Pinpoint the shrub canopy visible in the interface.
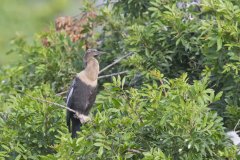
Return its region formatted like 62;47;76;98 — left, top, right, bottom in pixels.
0;0;239;159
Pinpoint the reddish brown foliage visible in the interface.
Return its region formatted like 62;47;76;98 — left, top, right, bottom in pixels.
55;11;97;43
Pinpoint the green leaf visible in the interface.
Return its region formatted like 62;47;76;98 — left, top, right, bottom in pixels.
217;37;222;51
15;155;21;160
121;76;126;89
214;91;223;101
94;143;104;147
125;153;134;159
1;145;10;152
98;146;103;158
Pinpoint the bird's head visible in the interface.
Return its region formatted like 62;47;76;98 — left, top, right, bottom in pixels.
86;49;101;57
83;49;102;67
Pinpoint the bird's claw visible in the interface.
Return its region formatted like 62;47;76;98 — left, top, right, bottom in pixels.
75;112;91;124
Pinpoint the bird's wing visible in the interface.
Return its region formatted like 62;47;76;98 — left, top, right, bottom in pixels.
66;73;98;115
68;77;96;114
85;85;98;114
66;78;76;108
66;78;76;131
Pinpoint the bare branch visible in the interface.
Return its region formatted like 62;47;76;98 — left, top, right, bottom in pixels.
56;52;134;96
25;94;76;114
25;94;92;123
98;71;128;79
234;119;240;132
126;149;145;154
56;91;68;96
99;52;134;74
56;71;129;96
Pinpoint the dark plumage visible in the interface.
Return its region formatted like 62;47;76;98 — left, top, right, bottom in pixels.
66;49;100;138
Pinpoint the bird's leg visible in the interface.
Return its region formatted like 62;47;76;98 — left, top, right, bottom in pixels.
74;112;92;124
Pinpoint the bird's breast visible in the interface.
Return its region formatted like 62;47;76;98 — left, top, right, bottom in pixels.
77;72;97;87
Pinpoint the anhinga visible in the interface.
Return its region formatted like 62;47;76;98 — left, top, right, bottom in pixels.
66;49;100;138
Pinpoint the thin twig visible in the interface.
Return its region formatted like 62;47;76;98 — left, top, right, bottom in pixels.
25;94;76;114
56;52;134;96
25;94;91;123
99;52;133;74
56;91;68;96
98;71;128;79
126;149;144;154
234;119;240;132
56;70;130;96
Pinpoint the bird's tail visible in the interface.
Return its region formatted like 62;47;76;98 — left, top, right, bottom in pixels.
71;116;81;138
66;110;71;132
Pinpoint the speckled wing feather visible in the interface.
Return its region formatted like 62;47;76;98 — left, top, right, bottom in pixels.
68;76;97;114
66;78;76;132
85;85;98;114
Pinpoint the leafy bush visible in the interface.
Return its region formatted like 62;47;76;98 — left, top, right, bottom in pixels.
41;75;237;159
0;0;239;159
0;85;66;159
2;30;85;93
100;0;240;130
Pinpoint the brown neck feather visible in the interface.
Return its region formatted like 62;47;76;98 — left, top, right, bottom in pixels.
84;57;99;81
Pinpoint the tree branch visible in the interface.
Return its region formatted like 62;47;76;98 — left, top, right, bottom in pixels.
25;94;76;114
56;70;130;96
126;149;145;154
56;52;134;96
99;52;133;74
25;94;91;124
234;119;240;132
98;71;128;79
56;91;68;96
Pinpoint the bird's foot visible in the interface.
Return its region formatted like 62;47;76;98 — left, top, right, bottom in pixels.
75;113;91;124
79;114;91;124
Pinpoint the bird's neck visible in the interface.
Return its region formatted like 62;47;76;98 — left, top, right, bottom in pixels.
84;57;99;81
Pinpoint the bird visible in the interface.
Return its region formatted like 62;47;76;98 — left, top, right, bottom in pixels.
66;49;100;138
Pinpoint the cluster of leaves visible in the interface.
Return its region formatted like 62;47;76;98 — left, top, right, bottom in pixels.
0;31;85;158
41;75;237;159
100;0;240;130
0;0;239;159
1;31;85;95
0;85;66;159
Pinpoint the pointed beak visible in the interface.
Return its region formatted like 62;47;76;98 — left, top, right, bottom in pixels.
95;51;105;56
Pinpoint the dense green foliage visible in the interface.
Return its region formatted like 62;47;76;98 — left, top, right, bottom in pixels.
41;75;237;159
0;86;65;159
0;0;239;159
103;0;240;130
